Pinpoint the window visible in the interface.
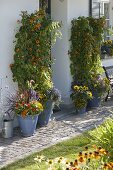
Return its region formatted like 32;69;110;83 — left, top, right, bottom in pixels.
90;0;110;40
39;0;51;15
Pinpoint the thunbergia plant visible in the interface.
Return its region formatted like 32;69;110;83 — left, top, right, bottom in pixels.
88;74;110;97
10;9;62;94
101;40;113;56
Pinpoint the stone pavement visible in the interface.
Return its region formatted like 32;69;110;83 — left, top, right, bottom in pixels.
0;100;113;169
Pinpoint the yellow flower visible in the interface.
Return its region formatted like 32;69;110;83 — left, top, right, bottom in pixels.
78;156;85;163
83;86;88;91
46;159;53;165
34;155;45;162
74;85;79;91
54;157;67;164
87;92;92;97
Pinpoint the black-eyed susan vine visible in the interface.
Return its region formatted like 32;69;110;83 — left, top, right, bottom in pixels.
69;16;105;84
10;9;62;93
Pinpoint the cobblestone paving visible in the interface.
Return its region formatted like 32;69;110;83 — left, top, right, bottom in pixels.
0;101;113;168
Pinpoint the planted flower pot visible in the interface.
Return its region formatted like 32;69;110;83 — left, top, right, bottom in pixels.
18;115;38;137
87;92;101;109
37;100;54;127
76;107;86;114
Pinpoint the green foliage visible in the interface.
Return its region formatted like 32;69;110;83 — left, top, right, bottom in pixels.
87;75;111;97
89;117;113;159
70;85;92;109
10;9;61;93
69;16;105;84
1;134;91;170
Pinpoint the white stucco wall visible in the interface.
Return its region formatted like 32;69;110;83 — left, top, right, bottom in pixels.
51;0;89;107
51;0;71;106
0;0;39;128
110;0;113;27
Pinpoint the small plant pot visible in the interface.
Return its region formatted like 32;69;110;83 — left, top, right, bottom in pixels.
18;115;38;137
37;100;54;127
87;92;101;109
2;120;13;138
76;107;86;114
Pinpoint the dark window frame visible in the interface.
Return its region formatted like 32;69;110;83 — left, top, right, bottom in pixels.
39;0;51;15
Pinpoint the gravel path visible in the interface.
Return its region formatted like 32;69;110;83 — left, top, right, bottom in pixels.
0;101;113;169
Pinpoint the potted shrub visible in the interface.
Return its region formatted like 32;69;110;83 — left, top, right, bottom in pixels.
71;85;92;114
37;87;61;127
10;9;62;93
14;89;43;136
87;74;110;108
101;40;113;58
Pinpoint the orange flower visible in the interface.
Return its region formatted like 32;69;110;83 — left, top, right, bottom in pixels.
16;48;20;52
29;48;32;51
74;159;78;166
89;152;94;158
78;156;84;163
9;64;14;68
84;153;88;159
78;152;82;157
29;19;34;24
35;23;41;29
21;109;28;118
94;151;100;159
36;40;40;44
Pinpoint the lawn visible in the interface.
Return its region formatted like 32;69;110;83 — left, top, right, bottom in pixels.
1;133;91;170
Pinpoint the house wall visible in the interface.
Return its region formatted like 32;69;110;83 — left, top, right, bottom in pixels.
102;0;113;67
0;0;39;129
51;0;89;107
110;0;113;28
51;0;71;106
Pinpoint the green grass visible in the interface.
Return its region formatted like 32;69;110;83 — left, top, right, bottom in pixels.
1;133;91;170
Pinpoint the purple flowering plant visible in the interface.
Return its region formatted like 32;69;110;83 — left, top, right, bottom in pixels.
88;74;110;97
46;87;61;106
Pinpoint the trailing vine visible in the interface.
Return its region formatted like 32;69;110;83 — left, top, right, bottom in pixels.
69;16;105;85
10;9;62;93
